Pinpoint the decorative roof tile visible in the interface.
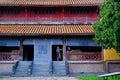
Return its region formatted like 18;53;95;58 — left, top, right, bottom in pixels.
0;0;104;6
0;24;94;36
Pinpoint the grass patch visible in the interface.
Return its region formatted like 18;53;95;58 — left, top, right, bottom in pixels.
78;76;120;80
78;76;103;80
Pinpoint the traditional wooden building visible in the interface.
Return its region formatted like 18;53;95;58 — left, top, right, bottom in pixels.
0;0;119;76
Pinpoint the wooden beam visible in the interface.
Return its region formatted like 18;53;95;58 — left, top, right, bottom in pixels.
25;7;28;19
62;38;66;61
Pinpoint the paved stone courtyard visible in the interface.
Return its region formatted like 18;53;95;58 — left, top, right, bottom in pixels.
0;77;79;80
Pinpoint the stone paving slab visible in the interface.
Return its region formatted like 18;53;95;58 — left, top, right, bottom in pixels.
0;77;79;80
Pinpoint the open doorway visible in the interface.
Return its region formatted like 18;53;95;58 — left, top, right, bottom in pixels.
23;45;34;61
52;45;63;61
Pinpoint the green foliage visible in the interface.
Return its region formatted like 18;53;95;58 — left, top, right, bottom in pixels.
107;76;120;80
78;76;120;80
79;76;103;80
93;0;120;51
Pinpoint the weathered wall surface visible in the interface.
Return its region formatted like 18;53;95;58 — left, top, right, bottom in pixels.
66;38;99;46
0;40;19;46
0;62;14;75
106;61;120;73
34;39;51;63
109;63;120;72
69;61;104;73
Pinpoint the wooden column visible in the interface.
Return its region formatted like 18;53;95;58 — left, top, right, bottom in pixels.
62;7;64;22
25;7;27;17
19;38;24;61
62;38;66;61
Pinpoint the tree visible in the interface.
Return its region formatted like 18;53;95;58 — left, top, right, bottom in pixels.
93;0;120;51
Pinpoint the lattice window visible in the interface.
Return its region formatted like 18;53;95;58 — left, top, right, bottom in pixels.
0;52;19;61
67;52;102;61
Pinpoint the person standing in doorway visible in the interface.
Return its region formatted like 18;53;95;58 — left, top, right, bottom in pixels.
66;47;71;60
56;46;62;61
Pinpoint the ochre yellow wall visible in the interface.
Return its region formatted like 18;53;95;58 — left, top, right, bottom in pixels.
104;48;120;61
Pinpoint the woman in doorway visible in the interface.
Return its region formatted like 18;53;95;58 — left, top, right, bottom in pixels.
56;46;62;61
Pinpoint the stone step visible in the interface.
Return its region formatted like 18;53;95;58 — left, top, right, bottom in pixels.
19;61;32;63
32;72;52;76
33;63;52;67
16;69;30;72
33;66;52;69
53;69;66;72
33;65;51;68
32;69;52;72
53;71;67;74
53;66;66;68
32;62;52;76
52;73;67;76
15;71;30;74
15;72;30;76
14;61;32;76
33;64;51;67
53;68;66;70
16;66;30;71
16;66;30;68
32;68;51;71
52;61;68;76
53;61;66;64
18;61;32;65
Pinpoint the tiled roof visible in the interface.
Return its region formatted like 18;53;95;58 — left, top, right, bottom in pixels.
0;0;104;6
0;24;94;36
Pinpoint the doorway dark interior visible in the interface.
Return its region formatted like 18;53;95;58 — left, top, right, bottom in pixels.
23;45;34;61
66;46;102;52
0;46;19;52
52;45;63;61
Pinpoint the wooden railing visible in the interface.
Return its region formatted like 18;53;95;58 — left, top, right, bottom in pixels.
0;52;20;61
67;52;102;61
